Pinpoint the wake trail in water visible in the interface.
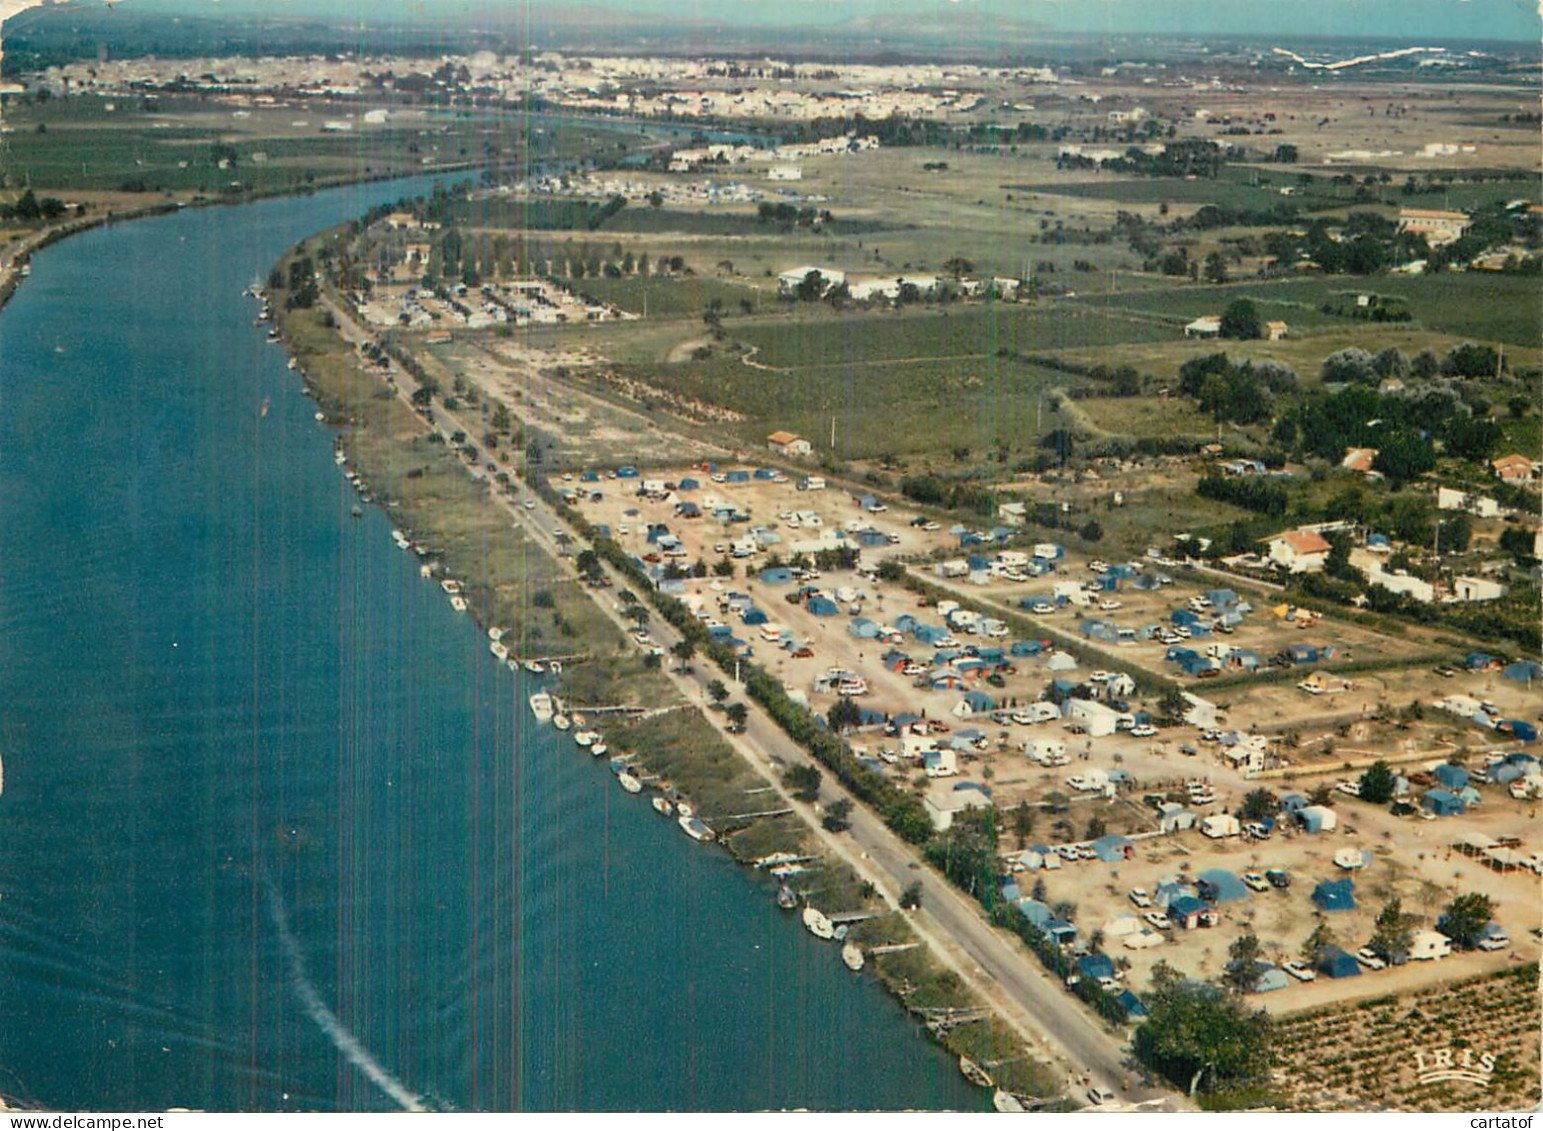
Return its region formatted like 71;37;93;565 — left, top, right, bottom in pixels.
261;871;426;1113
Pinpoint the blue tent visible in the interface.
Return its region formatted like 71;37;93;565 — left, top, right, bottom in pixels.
1092;835;1135;862
753;468;776;480
579;470;599;482
1011;640;1045;657
960;690;997;713
1000;881;1022;903
854;529;888;548
677;477;699;491
1168;895;1208;929
807;596;840;617
913;624;948;645
1253;964;1290;993
1154;880;1194;908
1279;793;1307;812
848;618;881;639
1171;608;1202;626
674;501;701;518
616;466;639;478
1312;879;1356;912
1205;589;1238;608
1116;989;1148;1017
1502;660;1542;684
1422;789;1465;816
1197;869;1250;902
1501;720;1538;742
1077;954;1116;981
1015;899;1054;929
1432;764;1469;790
1318;946;1361;979
741;608;768;626
759;567;793;586
1465;652;1494;670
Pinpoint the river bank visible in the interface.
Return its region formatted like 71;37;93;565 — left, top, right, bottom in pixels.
264;235;1064;1108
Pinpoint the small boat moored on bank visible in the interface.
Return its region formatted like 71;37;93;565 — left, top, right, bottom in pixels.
617;771;643;794
552;713;571;731
776;885;797;910
651;796;674;817
841;942;865;972
802;906;835;941
992;1090;1026;1113
678;816;713;842
959;1057;994;1089
528;692;555;722
573;730;600;748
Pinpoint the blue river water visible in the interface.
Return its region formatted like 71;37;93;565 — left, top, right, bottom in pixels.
0;181;984;1112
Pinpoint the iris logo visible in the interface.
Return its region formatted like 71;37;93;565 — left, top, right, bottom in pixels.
1413;1046;1497;1086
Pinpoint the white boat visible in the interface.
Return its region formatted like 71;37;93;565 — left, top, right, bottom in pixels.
440;579;462;595
802;906;835;941
753;852;803;869
678;816;713;842
419;563;434;579
549;660;562;675
449;596;468;613
652;796;674;816
590;743;607;757
524;659;545;674
552;714;570;731
675;801;695;819
488;626;505;642
573;730;599;748
490;641;509;661
959;1057;994;1089
507;659;520;673
993;1091;1026;1113
528;693;555;722
617;772;643;794
841;942;865;972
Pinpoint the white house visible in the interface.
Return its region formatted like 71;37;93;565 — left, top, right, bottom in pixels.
1182;693;1219;729
998;501;1029;527
777;266;844;297
1268;529;1332;573
1452;575;1506;603
1184;315;1221;338
1364;560;1436;603
767;430;813;457
1397;208;1470;247
1065;699;1127;738
924;784;991;831
1437;486;1501;518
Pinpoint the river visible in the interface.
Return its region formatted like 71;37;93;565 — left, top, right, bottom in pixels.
0;180;984;1112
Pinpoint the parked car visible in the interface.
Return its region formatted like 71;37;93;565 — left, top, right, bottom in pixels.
1098;599;1123;611
1130;725;1157;738
1143;911;1172;931
1242;872;1270;892
1128;888;1152;909
1265;869;1291;889
1356;947;1387;970
1477;933;1510;952
1283;960;1317;982
1086;1087;1115;1107
1336;780;1362;798
791;647;814;659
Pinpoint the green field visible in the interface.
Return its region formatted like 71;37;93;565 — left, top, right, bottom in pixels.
1069;272;1543;348
733;303;1171;369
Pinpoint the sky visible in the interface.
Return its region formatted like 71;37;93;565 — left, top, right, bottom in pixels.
46;0;1543;43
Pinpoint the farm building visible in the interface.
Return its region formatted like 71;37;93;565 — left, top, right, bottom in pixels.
766;431;812;457
1268;529;1333;573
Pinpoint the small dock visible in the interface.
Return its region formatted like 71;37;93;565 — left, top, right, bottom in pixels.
868;942;920;956
702;807;794;822
827;910;881;925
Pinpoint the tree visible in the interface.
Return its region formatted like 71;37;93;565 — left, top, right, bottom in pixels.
724;701;749;730
822;798;854;832
1372;429;1436;484
1012;801;1035;848
1301;922;1335;966
1437;892;1495;950
1157;687;1188;725
1320;347;1378;385
1134;962;1273;1096
1224;932;1265;993
827;696;863;732
900;881;924;910
1238;789;1278;823
670;638;696;671
1358;760;1397;804
1368;897;1415;960
1204;252;1230;286
783;763;823;802
924;807;998;900
706;678;728;705
942;256;975;278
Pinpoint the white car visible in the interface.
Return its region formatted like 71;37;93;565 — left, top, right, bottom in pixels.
1171;626;1191;639
524;499;536;510
1030;602;1054;615
923;521;940;532
1086;1087;1115;1106
1056;844;1080;861
1477;934;1509;951
1242;872;1270;892
1143;911;1172;931
1090;670;1113;683
1336;780;1362;798
1356;948;1387;970
1283;960;1317;982
1128;888;1152;909
1130;725;1157;738
1098;599;1123;611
